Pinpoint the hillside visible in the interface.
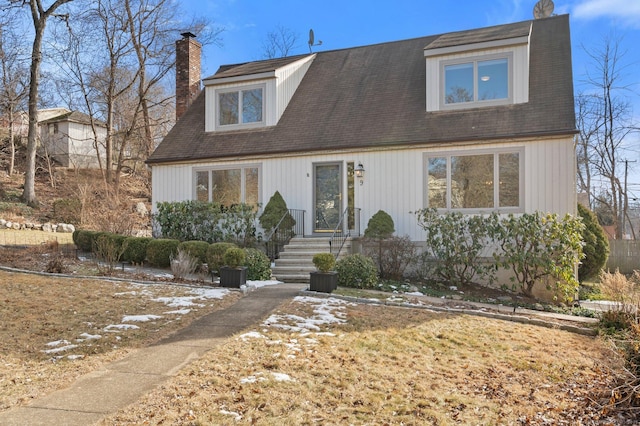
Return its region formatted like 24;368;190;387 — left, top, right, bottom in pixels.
0;136;152;234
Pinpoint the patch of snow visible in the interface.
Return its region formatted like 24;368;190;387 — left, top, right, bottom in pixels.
238;331;266;341
67;354;85;360
240;372;266;384
43;344;79;354
104;324;140;331
164;309;191;315
46;339;70;347
220;410;242;421
154;296;204;308
76;333;101;342
263;296;355;333
113;291;137;296
271;372;293;382
405;292;424;297
245;280;282;288
122;314;163;322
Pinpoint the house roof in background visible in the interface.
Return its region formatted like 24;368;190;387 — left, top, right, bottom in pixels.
39;110;106;127
148;15;575;165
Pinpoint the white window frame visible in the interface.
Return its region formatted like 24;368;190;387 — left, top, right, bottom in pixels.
439;52;513;110
424;148;524;213
193;164;261;206
215;84;266;130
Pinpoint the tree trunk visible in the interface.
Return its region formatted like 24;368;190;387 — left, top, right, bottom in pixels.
22;19;45;207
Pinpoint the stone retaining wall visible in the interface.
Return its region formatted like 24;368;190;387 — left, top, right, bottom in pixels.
0;219;75;233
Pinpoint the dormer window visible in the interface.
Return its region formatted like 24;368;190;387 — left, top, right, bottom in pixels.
442;54;511;108
217;85;265;128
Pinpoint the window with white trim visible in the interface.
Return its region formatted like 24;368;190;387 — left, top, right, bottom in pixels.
441;54;512;109
425;150;521;211
217;85;264;128
195;166;260;206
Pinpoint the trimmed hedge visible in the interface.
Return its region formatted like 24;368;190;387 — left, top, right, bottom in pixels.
177;240;210;266
244;248;271;280
146;238;180;267
73;230;95;252
336;254;378;289
207;242;238;274
122;237;152;264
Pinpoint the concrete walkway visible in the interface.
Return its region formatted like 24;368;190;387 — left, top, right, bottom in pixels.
0;283;306;426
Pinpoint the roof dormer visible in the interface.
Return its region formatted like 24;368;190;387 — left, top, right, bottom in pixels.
424;21;531;112
203;54;315;132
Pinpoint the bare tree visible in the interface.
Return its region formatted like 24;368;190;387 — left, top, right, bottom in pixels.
262;25;299;59
0;9;29;175
8;0;74;207
578;35;638;238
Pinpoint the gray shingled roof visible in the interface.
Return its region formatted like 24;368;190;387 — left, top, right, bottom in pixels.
39;110;106;127
148;15;575;165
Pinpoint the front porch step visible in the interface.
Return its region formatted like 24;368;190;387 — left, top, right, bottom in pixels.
271;236;352;283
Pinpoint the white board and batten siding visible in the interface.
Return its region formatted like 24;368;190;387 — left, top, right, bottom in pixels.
151;135;576;242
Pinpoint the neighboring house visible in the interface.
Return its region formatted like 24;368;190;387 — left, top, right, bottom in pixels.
38;109;107;169
148;15;576;244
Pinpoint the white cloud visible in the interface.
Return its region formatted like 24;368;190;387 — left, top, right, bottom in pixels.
573;0;640;27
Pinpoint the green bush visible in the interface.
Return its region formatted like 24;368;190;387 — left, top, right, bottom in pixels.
259;191;295;235
146;238;180;267
336;254;378;289
122;237;152;264
153;200;224;243
206;242;237;274
223;247;246;269
577;203;609;282
177;240;210;266
491;212;584;301
52;198;81;224
312;252;336;273
364;210;395;239
415;208;496;287
244;248;271;280
153;201;260;245
73;229;96;252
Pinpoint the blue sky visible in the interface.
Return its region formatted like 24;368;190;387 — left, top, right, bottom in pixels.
181;0;640;93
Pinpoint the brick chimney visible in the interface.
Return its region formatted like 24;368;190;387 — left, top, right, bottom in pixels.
175;32;201;121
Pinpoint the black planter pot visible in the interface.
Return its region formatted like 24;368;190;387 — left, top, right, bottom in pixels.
219;266;247;288
310;271;338;293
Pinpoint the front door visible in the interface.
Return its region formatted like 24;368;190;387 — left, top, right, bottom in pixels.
314;162;342;233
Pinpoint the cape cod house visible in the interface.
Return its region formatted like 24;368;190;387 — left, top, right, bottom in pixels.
148;15;577;274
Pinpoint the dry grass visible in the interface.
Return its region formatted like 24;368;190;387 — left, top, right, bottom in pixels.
0;270;241;411
0;229;74;246
100;298;619;425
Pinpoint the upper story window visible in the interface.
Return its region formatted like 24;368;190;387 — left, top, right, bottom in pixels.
442;54;512;109
217;85;264;128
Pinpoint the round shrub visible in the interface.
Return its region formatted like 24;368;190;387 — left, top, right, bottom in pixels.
364;210;395;239
577;203;609;282
177;240;210;266
336;254;378;289
312;252;336;273
122;237;152;264
73;230;95;252
244;248;271;280
223;247;246;269
206;242;237;274
146;238;180;267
